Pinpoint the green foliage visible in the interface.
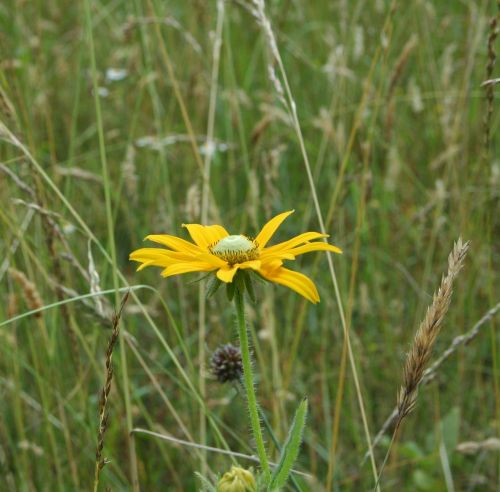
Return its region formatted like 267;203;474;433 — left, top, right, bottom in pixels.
0;0;497;490
206;276;223;299
269;398;308;491
243;272;257;304
439;407;461;456
195;471;218;492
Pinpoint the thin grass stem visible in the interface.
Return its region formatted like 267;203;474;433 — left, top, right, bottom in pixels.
250;1;381;486
83;1;139;488
198;0;225;475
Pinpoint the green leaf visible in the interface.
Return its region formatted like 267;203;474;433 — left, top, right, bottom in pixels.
234;270;246;294
412;469;436;490
424;406;460;454
226;281;236;301
441;406;460;454
206;276;222;299
244;271;257;303
188;271;214;284
269;398;308;491
194;472;217;492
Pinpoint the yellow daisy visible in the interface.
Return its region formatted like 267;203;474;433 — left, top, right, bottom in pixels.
129;210;341;303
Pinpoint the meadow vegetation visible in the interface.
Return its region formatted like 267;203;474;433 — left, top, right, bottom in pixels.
0;0;499;490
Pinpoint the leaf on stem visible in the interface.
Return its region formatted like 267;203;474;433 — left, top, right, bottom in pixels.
269;398;308;491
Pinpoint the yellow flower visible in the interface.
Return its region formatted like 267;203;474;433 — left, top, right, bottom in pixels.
130;210;341;303
216;466;256;492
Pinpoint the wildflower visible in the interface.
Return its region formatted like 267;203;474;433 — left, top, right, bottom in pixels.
211;344;243;383
217;466;256;492
130;210;341;303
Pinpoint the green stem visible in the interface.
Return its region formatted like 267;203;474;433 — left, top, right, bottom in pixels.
234;287;271;481
234;385;304;492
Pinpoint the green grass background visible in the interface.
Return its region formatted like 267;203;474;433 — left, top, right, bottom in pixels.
0;0;498;490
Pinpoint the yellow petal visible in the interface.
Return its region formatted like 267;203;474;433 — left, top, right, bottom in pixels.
260;267;320;303
238;260;262;271
209;225;230;241
182;224;229;249
197;253;229;268
262;232;328;255
130;248;180;270
255;210;294;249
130;247;170;261
260;258;284;271
131;248;195;261
217;266;238;283
146;234;201;254
161;261;216;278
286;242;342;256
136;260;165;271
261;251;295;262
216;260;261;283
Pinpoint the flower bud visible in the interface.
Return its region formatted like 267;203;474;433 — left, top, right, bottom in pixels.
210;344;243;383
216;466;256;492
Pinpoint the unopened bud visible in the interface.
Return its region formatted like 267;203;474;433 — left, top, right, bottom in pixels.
210;344;243;383
216;466;256;492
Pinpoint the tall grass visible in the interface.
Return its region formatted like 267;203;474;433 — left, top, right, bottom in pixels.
0;1;498;490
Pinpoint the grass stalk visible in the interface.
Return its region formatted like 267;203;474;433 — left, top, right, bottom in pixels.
83;1;139;489
93;291;129;492
198;0;225;475
366;297;500;462
326;141;373;489
373;239;469;488
250;1;381;486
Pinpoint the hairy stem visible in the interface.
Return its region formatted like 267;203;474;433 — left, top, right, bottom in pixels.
234;287;271;481
234;384;304;492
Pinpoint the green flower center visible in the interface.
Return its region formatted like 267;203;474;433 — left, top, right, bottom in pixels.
210;235;259;266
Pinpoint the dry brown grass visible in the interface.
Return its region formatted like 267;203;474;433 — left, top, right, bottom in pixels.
372;238;470;488
374;238;470;487
9;268;43;317
483;8;499;157
397;238;470;419
93;291;129;492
